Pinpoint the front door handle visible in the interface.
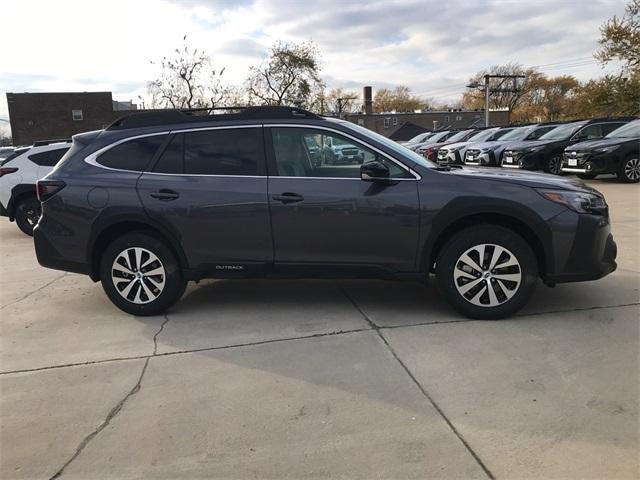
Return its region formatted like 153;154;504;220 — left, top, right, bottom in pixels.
150;189;180;201
272;192;304;204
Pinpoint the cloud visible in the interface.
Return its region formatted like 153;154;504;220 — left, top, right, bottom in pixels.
0;0;628;118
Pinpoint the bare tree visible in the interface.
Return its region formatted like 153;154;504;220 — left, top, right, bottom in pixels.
246;41;324;109
148;35;228;109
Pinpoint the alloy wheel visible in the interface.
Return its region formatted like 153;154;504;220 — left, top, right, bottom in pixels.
453;243;522;308
111;247;166;304
24;203;41;227
624;158;640;181
548;155;562;175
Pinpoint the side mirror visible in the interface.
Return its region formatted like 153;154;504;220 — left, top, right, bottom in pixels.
360;160;389;181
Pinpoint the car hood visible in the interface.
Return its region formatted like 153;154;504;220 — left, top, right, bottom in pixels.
568;137;635;152
505;139;559;151
446;166;600;193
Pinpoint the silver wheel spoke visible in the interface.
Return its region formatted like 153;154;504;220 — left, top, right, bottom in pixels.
112;247;165;305
454;243;522;308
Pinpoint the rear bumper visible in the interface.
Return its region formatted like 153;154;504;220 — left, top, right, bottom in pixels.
545;213;617;283
0;202;7;217
33;223;90;276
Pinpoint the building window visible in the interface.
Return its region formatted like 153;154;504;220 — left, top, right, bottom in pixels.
392;117;398;126
384;117;390;129
444;115;450;122
72;109;83;121
456;115;462;121
357;119;364;126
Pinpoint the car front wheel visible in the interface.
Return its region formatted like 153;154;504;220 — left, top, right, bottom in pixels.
15;196;41;236
100;233;187;316
436;225;538;319
618;157;640;183
546;154;562;175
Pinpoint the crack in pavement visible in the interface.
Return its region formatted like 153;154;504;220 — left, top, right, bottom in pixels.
48;314;171;479
1;273;67;310
2;301;638;377
339;285;496;480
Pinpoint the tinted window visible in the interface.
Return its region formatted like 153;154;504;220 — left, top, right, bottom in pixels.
607;120;640;139
601;122;626;136
29;147;70;167
575;124;608;140
487;128;513;141
271;127;411;178
183;128;261;175
539;122;586;140
526;125;557;140
97;135;166;171
154;134;183;174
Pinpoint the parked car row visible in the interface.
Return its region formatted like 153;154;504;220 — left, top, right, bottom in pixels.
409;117;639;182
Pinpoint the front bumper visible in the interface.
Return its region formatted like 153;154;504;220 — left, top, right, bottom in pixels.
465;150;496;166
561;151;619;175
502;150;544;170
437;150;462;165
545;212;617;283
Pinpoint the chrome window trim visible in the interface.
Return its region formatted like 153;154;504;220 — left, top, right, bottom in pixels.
268;123;421;180
83;123;421;180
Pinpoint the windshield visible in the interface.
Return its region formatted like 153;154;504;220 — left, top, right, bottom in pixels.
606;120;640;139
343;121;437;168
488;128;513;141
424;131;451;144
465;128;499;143
498;126;530;141
407;132;432;143
445;129;474;143
539;122;585;141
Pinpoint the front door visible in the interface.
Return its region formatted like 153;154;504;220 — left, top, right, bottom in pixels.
137;126;272;273
266;126;420;272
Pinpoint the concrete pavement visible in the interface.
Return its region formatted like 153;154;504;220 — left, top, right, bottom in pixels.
0;179;638;479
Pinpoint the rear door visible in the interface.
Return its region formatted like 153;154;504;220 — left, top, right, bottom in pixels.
266;126;420;272
137;126;272;273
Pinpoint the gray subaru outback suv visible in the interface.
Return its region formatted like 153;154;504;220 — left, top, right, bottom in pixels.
34;107;617;319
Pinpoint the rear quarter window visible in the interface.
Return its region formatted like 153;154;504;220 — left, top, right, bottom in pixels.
29;147;70;167
97;135;167;171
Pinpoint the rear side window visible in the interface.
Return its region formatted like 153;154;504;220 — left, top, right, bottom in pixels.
29;147;70;167
97;135;166;171
153;128;262;176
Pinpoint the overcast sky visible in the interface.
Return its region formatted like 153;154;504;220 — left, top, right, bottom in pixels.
0;0;626;128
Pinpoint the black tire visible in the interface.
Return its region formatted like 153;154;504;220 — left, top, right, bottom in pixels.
545;154;563;175
100;232;187;316
435;225;538;320
577;172;598;180
14;196;41;236
616;156;640;183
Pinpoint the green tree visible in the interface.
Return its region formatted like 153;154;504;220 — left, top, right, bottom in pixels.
595;0;640;74
246;41;324;109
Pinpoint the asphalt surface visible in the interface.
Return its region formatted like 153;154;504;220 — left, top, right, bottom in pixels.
1;178;638;479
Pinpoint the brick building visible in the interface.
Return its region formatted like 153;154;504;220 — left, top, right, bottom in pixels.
6;92;137;146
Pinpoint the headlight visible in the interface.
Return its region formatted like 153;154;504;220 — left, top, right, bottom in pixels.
524;145;545;153
536;189;607;214
594;145;620;153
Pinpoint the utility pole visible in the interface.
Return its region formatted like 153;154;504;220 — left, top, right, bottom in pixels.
468;74;526;127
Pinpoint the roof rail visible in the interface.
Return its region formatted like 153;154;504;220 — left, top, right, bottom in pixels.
106;106;321;130
32;138;72;147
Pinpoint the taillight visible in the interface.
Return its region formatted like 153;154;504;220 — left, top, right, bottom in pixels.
0;167;18;177
36;180;65;202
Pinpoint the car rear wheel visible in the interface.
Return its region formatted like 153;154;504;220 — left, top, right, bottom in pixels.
617;157;640;183
15;196;41;236
100;232;187;316
436;225;538;319
546;154;562;175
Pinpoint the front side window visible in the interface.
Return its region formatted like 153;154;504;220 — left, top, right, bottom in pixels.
97;135;166;171
270;127;411;179
575;124;605;140
153;128;262;176
607;120;640;139
29;147;70;167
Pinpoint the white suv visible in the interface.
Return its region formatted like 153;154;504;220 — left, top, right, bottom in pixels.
0;141;71;235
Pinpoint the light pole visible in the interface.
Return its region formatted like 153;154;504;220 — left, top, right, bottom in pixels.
467;74;525;127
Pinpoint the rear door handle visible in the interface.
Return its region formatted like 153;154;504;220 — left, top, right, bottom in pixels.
272;192;304;204
150;189;180;201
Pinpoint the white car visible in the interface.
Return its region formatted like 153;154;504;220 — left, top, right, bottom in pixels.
0;147;15;162
0;140;71;235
